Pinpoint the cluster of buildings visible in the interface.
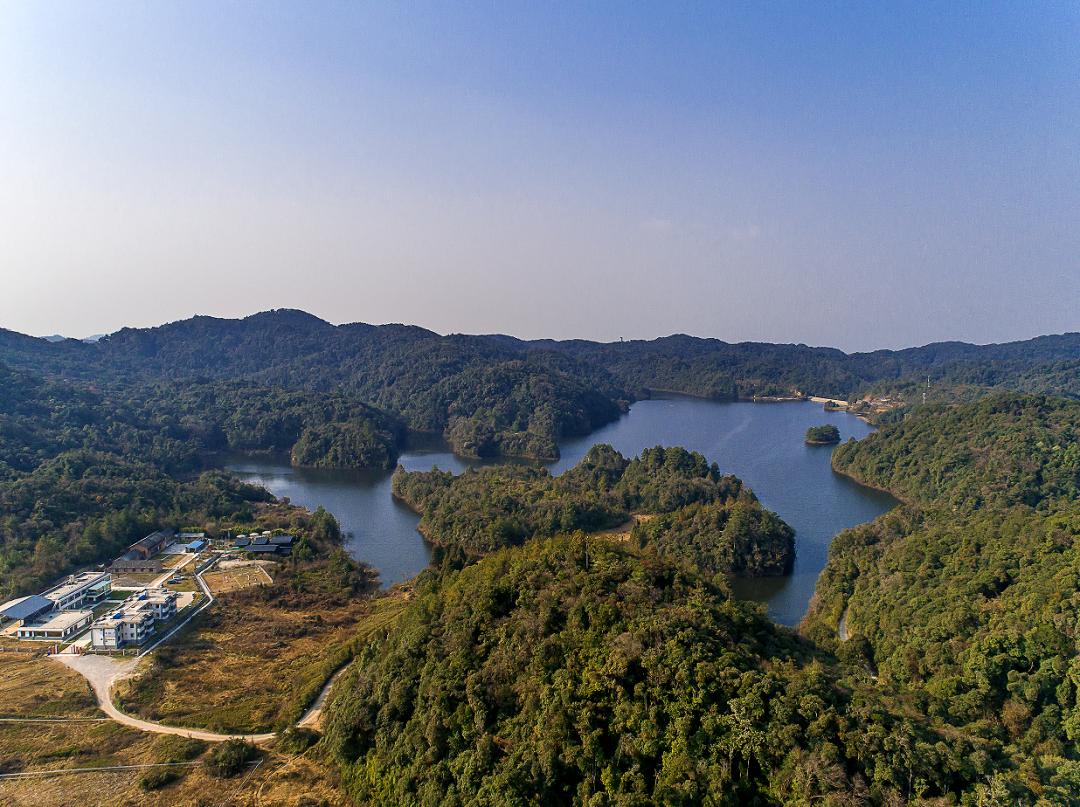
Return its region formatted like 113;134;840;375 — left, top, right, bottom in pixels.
0;567;178;649
1;525;293;650
233;532;295;557
107;530;209;575
0;571;112;642
0;529;185;649
108;529;176;575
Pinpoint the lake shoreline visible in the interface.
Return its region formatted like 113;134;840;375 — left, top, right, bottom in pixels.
231;398;895;626
830;463;905;502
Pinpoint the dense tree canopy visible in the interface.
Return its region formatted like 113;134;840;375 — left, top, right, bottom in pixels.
830;394;1080;512
801;394;1080;801
0;314;628;462
393;444;794;577
804;424;841;444
4;312;1079;459
324;535;964;807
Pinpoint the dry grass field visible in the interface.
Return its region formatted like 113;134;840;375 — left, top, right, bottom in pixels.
160;554;191;570
115;590;406;735
0;653;214;806
0;636;379;806
0;651;100;718
201;563;274;595
0;717;342;807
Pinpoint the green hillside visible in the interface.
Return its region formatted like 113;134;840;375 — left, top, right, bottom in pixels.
801;395;1080;801
324;535;939;806
0;364;398;596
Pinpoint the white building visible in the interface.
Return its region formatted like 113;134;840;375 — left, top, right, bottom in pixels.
90;603;154;650
88;588;177;650
44;572;111;611
16;610;94;641
132;588;178;621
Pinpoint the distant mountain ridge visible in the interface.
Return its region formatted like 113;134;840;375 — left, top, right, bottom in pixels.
482;329;1080;370
0;310;627;461
2;310;1078;443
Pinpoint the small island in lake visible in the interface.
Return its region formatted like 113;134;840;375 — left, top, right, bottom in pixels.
805;424;841;444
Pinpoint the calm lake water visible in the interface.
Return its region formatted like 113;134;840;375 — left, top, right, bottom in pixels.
226;396;898;626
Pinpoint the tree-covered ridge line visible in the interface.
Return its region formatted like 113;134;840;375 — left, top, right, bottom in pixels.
323;533;1070;806
843;356;1080;427
0;311;630;463
800;394;1080;801
4;311;1079;460
393;444;795;577
0;364;406;475
487;329;1080;403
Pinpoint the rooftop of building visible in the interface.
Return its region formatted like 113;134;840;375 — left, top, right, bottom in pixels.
95;600;156;628
130;529;175;552
23;609;93;632
44;571;111;602
128;588;177;604
0;595;55;622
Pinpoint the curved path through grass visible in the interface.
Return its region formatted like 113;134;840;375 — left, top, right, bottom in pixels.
53;650;345;742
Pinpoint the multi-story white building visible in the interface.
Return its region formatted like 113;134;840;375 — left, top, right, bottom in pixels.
90;603;155;650
43;572;111;611
88;588;178;650
132;588;178;621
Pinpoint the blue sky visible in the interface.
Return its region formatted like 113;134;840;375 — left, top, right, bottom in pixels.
1;2;1077;351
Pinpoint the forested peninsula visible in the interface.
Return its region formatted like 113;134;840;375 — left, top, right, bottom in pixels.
801;394;1080;801
393;444;795;577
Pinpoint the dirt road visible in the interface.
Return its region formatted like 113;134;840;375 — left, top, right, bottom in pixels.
53;650;345;742
52;653;276;742
296;663;351;730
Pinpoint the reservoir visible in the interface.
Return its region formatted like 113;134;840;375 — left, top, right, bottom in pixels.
226;396;898;626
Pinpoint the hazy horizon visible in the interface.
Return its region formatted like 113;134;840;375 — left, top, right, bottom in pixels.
13;306;1079;357
3;3;1077;353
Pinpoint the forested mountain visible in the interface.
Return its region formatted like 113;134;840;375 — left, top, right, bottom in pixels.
800;394;1080;801
393;444;795;576
0;311;627;461
486;330;1080;403
324;535;946;806
0;366;405;475
3;312;1078;464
